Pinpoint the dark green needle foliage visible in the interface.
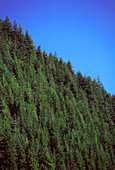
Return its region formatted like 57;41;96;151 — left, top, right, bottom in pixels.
0;17;115;170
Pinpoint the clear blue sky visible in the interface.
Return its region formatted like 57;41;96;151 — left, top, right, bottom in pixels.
0;0;115;94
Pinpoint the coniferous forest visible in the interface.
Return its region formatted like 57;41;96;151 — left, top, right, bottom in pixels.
0;17;115;170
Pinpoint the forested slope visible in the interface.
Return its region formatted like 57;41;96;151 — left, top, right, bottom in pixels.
0;17;115;170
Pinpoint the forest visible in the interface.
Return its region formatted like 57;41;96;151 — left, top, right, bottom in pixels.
0;16;115;170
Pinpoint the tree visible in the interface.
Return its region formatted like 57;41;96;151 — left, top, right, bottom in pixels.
13;20;18;32
4;16;12;34
25;29;34;48
67;60;73;71
54;51;57;57
97;75;103;90
19;24;24;34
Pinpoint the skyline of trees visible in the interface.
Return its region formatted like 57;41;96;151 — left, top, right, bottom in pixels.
0;16;115;169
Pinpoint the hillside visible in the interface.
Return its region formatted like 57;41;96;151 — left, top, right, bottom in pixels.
0;16;115;170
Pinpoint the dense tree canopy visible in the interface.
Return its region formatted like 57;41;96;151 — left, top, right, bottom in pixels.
0;17;115;169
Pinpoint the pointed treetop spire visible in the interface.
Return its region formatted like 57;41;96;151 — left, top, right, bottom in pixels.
67;60;73;71
37;45;42;56
4;16;12;30
19;24;24;34
13;20;18;31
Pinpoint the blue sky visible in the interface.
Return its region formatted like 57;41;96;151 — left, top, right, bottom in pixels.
0;0;115;94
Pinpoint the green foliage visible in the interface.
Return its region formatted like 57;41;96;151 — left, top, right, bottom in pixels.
0;17;115;169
